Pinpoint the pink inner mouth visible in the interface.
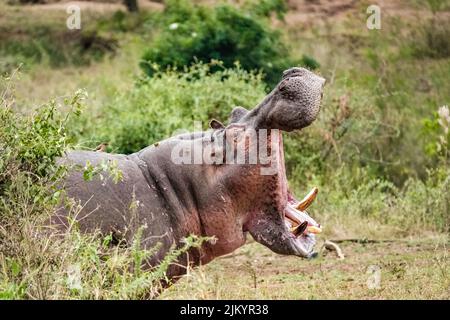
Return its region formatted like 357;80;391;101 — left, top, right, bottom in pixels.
274;132;321;238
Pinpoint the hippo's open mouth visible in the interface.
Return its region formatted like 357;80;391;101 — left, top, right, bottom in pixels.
284;187;322;258
238;67;325;259
244;181;322;259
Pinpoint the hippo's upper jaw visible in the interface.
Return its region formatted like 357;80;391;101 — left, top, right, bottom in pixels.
234;67;326;132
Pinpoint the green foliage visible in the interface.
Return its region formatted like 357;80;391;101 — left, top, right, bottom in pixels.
422;106;450;165
0;77;210;299
300;54;320;70
96;10;158;33
411;17;450;59
74;62;266;154
80;159;124;184
0;85;84;220
291;166;449;237
141;0;298;86
0;8;118;74
424;0;449;13
242;0;288;19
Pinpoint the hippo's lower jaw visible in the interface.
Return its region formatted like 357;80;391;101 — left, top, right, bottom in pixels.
244;187;322;259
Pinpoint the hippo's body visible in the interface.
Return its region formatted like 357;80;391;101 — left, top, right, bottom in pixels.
52;67;326;281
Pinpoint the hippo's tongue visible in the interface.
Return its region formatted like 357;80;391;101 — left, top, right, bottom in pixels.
285;187;322;236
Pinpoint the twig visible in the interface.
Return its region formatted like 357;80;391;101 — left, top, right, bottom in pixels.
322;240;345;260
328;238;401;244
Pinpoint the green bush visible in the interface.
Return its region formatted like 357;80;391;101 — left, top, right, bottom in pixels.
141;0;300;86
289;165;449;239
0;89;82;220
75;62;267;154
0;78;207;299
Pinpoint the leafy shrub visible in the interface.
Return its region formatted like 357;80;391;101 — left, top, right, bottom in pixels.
1;31;117;72
141;0;299;86
75;62;267;154
96;9;158;33
0;77;207;299
0;88;82;222
300;54;321;70
422;105;450;167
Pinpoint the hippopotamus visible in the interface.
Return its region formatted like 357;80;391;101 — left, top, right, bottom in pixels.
51;67;326;282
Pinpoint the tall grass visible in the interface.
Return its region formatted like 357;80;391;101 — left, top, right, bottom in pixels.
0;76;208;299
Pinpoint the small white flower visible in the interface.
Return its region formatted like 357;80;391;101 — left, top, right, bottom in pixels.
438;105;449;122
169;23;179;30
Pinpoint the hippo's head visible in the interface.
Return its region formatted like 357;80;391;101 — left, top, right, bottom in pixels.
215;67;326;259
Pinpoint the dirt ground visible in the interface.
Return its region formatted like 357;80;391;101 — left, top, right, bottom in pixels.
160;237;449;299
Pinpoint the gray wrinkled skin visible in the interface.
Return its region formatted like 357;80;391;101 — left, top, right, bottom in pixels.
51;67;325;282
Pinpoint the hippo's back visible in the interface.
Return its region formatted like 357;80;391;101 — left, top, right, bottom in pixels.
52;150;176;260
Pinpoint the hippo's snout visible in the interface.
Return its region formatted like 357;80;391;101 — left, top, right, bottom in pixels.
257;67;326;132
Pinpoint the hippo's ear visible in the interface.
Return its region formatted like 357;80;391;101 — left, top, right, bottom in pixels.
209;119;225;130
229;106;249;124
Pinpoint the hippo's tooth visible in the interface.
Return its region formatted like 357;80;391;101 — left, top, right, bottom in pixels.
291;221;308;237
307;226;322;234
295;187;318;211
285;205;321;229
285;205;302;226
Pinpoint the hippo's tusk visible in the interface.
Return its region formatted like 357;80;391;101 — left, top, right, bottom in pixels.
285;205;322;233
285;206;302;226
291;221;308;237
307;226;322;234
296;187;318;211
